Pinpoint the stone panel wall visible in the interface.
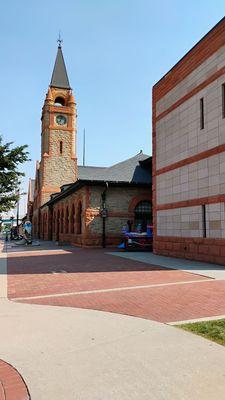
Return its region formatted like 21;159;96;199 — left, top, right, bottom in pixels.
206;202;225;238
153;18;225;265
157;151;225;205
156;44;225;117
156;74;225;170
157;206;203;237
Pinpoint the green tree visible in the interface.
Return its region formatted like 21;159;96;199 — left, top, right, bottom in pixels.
0;135;30;212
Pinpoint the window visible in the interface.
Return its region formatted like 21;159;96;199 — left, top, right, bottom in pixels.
61;210;64;234
200;98;204;129
70;204;75;234
202;205;206;238
134;201;152;232
42;215;44;233
77;202;82;234
65;207;69;234
53;212;56;233
54;97;65;106
56;210;60;240
60;141;63;154
222;84;225;118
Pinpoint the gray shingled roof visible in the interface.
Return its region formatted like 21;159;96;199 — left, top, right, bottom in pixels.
78;166;107;180
50;46;71;89
45;153;151;207
77;152;151;184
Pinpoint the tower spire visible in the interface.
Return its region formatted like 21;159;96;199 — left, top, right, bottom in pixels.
50;39;71;89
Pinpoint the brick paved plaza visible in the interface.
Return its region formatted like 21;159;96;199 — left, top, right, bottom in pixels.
6;243;225;323
2;241;225;400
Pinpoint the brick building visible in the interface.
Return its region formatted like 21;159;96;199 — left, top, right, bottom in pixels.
30;43;152;246
153;17;225;265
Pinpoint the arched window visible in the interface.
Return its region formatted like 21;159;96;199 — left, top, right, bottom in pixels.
53;211;56;233
56;210;60;240
65;206;69;234
54;97;65;106
44;213;47;234
70;204;75;234
134;201;152;232
61;209;64;234
77;202;82;234
42;214;45;235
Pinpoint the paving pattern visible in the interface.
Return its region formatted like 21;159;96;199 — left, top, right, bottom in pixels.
7;248;206;298
7;243;225;323
0;359;30;400
16;279;225;323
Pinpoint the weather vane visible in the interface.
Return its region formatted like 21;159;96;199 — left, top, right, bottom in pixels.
57;31;63;48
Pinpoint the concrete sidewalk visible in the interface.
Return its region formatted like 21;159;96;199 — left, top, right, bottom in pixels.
1;299;225;400
109;251;225;279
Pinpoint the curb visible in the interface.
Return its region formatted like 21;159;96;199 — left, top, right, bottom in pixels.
168;314;225;325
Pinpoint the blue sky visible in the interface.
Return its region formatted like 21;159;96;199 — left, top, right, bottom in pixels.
1;1;225;214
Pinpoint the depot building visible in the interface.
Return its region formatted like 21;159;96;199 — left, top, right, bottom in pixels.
28;43;152;247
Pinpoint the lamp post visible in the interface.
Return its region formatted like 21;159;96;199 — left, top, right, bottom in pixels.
10;216;14;240
100;182;108;248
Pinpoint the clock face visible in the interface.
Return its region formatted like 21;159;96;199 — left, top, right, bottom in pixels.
56;115;67;126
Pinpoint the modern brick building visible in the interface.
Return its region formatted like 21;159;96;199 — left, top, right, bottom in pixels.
153;17;225;265
30;43;152;247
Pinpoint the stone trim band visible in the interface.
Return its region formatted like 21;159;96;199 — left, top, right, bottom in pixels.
156;143;225;176
156;64;225;123
156;193;225;211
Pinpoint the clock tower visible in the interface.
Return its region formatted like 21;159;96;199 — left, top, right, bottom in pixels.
38;42;77;206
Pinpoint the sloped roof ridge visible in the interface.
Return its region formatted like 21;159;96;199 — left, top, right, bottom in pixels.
108;152;149;169
78;165;106;169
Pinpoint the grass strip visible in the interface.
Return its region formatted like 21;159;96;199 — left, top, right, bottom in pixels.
178;319;225;346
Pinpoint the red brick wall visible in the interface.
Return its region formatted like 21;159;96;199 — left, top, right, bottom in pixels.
37;185;151;247
154;236;225;266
